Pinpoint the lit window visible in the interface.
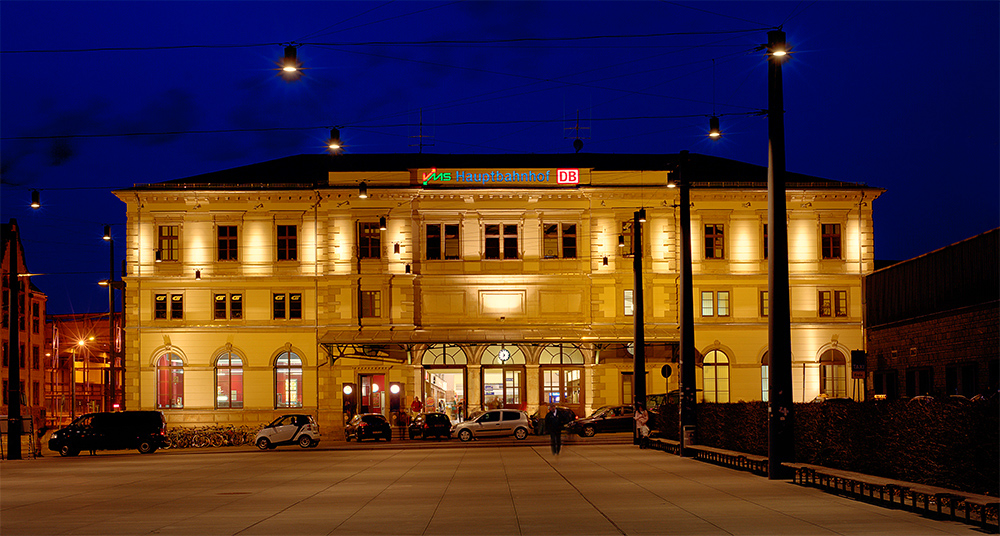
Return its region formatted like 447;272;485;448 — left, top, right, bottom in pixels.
275;352;303;408
835;290;848;317
158;225;179;262
361;291;381;318
156;353;184;409
822;223;842;259
760;290;769;317
701;291;730;317
704;224;725;259
761;352;769;402
703;350;730;402
218;225;238;261
215;353;243;409
820;349;847;397
819;290;832;317
624;290;634;316
621;221;634;257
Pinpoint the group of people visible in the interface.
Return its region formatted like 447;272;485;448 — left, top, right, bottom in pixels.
543;402;651;455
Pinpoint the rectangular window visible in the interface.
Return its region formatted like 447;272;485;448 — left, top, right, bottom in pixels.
218;225;238;261
32;381;39;406
155;294;168;319
426;224;460;260
717;291;730;317
2;343;6;366
621;221;634;257
361;290;381;318
32;346;39;370
543;223;577;259
822;223;842;259
170;294;184;320
705;224;725;259
760;291;769;317
762;223;768;260
214;294;228;320
819;290;832;317
230;294;243;319
484;224;519;259
359;222;381;259
273;293;286;319
19;344;24;368
158;225;179;261
288;293;302;319
835;290;848;317
32;302;40;333
702;291;714;317
276;225;297;261
2;380;6;405
624;290;634;316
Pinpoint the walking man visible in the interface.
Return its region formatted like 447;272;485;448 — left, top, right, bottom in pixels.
545;404;563;455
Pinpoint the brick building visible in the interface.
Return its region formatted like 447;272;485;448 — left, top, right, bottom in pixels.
865;228;999;399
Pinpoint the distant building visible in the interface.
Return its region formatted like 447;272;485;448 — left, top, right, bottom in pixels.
114;153;881;432
1;220;49;432
46;313;116;427
865;228;999;399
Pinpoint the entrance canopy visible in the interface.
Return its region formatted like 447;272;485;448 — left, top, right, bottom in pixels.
319;324;680;346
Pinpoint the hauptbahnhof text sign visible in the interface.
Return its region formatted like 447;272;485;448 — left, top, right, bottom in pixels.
416;168;582;187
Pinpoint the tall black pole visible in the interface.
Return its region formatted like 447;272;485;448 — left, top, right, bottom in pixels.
6;219;23;459
677;151;697;456
108;235;116;411
632;209;646;444
767;29;794;479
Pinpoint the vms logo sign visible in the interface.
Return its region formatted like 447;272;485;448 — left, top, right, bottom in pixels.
557;169;579;184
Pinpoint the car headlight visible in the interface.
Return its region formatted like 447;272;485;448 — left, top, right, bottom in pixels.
50;432;58;439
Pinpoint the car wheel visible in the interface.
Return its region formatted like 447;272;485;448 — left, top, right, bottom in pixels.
514;427;528;440
137;440;157;454
345;432;352;442
256;438;271;451
458;429;472;442
582;425;596;437
298;436;313;448
59;444;78;457
385;434;391;442
409;431;416;440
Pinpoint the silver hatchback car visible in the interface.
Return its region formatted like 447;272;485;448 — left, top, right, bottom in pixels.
451;409;531;441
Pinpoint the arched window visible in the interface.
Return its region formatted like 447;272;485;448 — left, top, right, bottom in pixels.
216;352;243;409
422;344;467;365
481;345;525;410
820;349;847;397
275;351;303;408
539;344;584;407
702;349;730;403
761;352;769;402
156;353;184;409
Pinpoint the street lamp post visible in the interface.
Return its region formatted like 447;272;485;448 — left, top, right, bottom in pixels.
103;226;116;411
672;151;697;456
632;209;646;443
5;218;23;459
767;29;795;479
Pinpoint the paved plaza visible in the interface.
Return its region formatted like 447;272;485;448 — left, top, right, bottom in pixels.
1;441;983;536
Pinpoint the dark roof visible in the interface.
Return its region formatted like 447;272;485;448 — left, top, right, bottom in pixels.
121;152;867;191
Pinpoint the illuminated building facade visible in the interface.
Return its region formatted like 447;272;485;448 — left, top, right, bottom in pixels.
114;153;881;432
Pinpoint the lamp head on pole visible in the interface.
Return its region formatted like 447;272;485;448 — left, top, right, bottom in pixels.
30;190;40;209
708;116;722;139
379;216;387;231
637;208;647;223
358;181;368;199
328;127;342;152
280;45;303;80
767;30;789;60
103;225;111;241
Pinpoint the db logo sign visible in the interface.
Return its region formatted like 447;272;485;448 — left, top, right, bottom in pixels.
557;169;579;184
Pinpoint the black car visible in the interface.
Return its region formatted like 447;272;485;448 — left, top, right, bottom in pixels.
528;406;577;435
345;413;392;442
408;412;452;440
48;411;168;456
565;405;634;437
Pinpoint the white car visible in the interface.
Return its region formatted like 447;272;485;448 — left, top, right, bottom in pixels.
255;414;320;450
451;409;531;442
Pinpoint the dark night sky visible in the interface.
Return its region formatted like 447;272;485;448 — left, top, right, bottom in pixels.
2;1;997;314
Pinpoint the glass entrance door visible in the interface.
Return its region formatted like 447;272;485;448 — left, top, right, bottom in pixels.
482;367;523;410
359;374;385;414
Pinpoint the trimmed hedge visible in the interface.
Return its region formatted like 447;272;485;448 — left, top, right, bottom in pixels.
650;399;998;496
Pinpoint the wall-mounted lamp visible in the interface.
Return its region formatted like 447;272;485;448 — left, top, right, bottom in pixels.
358;182;368;199
155;250;162;263
379;216;387;231
30;190;40;209
393;243;400;254
195;270;201;281
618;234;625;248
638;208;647;223
603;256;609;266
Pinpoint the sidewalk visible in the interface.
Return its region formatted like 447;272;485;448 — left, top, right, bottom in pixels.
1;443;981;535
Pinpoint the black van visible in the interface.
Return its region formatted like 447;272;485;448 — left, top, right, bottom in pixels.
48;411;168;456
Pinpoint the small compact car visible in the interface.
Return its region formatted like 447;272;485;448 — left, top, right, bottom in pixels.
451;409;531;442
408;412;452;440
254;414;320;450
345;413;392;442
565;405;634;437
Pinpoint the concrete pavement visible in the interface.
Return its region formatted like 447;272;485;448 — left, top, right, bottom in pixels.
1;441;982;535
